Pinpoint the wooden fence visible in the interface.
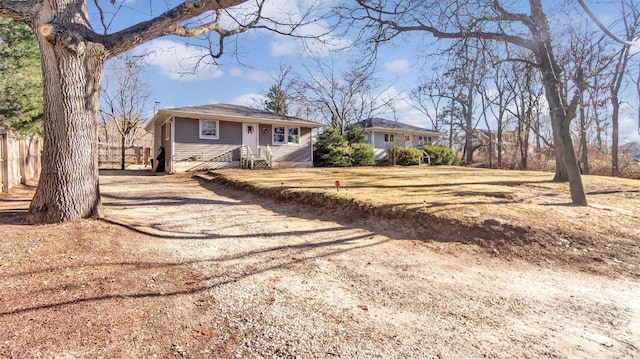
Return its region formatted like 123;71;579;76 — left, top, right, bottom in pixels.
0;130;42;193
98;143;151;169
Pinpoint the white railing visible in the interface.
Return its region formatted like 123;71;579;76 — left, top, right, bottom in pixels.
421;150;431;166
265;145;273;168
240;145;254;169
241;145;274;169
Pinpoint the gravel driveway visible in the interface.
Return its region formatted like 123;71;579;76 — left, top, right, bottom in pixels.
98;170;640;358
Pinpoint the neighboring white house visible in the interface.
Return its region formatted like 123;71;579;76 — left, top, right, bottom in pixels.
352;117;446;161
144;104;322;173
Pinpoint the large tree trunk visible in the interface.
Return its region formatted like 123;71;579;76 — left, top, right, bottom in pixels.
527;0;586;205
545;83;587;205
551;121;569;181
579;103;589;175
28;5;106;223
611;99;620;176
538;60;586;204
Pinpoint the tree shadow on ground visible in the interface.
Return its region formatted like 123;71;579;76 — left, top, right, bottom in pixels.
1;228;388;316
192;176;528;249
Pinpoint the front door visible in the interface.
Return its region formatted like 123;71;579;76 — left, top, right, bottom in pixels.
242;123;259;156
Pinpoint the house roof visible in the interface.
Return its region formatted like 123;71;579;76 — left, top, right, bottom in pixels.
354;117;444;136
145;103;322;132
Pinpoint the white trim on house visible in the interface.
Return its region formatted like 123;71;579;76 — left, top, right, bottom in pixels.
198;119;220;140
146;108;321;133
242;123;259;155
272;125;300;146
365;126;441;138
170;119;175;173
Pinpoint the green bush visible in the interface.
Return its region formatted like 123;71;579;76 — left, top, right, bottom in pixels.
345;126;366;144
350;142;374;166
419;144;459;165
397;147;422;166
385;145;422;166
314;127;353;167
385;145;401;165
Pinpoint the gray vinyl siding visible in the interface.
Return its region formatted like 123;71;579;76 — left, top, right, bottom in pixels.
365;132;372;145
173;117;242;161
162;117;315;171
372;132;395;150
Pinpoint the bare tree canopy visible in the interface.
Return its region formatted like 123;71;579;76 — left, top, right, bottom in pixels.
340;0;589;205
101;55;152;169
294;58;397;134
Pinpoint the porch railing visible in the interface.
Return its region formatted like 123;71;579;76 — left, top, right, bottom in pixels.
420;150;431;166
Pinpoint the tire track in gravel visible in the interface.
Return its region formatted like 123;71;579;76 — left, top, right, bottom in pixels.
100;171;640;358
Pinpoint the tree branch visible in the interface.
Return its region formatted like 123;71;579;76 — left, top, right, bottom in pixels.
0;0;39;22
352;0;536;52
102;0;248;57
577;0;637;46
565;68;588;122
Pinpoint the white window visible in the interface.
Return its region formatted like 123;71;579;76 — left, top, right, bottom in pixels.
199;119;219;140
273;126;300;145
384;133;395;142
288;127;299;144
273;126;286;144
417;136;433;145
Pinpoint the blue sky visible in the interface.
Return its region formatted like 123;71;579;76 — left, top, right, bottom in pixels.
95;1;640;144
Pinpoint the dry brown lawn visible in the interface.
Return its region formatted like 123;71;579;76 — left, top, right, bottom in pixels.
212;166;640;277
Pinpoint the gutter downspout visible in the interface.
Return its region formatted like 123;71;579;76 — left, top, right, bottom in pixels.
170;119;176;174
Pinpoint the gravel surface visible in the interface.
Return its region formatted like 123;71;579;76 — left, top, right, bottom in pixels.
100;171;640;358
1;170;638;358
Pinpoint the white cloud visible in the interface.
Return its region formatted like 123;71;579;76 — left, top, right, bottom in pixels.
230;93;266;108
247;69;271;83
229;68;243;77
231;0;352;57
270;39;298;57
138;39;223;82
619;116;640;144
385;59;411;74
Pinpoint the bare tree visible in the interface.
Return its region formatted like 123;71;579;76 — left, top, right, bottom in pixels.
101;55;152;170
0;0;324;223
343;0;589;205
264;64;294;116
427;39;490;163
607;0;640;176
296;58;395;134
482;56;519;168
563;24;612;175
410;76;447;132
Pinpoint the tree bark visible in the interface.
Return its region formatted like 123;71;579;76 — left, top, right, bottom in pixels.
27;2;106;223
543;77;586;204
579;101;589;174
611;95;621;177
121;134;126;170
535;43;586;203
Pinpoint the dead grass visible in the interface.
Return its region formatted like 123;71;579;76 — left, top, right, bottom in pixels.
209;166;640;277
211;165;640;219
